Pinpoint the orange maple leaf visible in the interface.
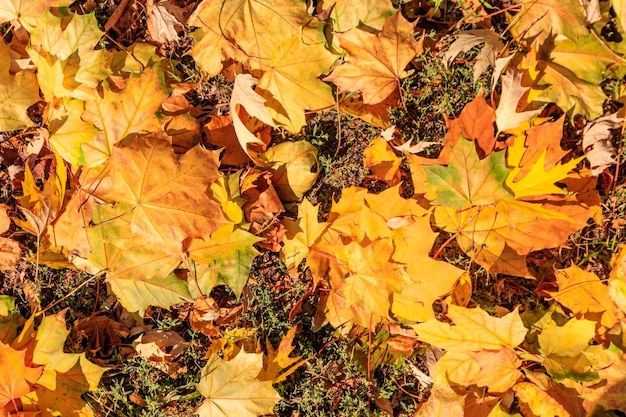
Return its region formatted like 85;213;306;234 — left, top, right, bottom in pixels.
324;12;423;104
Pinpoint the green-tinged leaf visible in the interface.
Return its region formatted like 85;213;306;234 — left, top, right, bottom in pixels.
85;203;181;280
107;273;193;316
423;138;513;208
538;318;595;357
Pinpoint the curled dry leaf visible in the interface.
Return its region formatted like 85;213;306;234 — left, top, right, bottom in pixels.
146;0;184;44
582;112;624;176
0;204;20;271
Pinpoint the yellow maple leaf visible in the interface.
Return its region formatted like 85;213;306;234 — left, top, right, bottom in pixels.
0;40;40;132
196;350;281;417
550;265;619;329
256;35;338;132
413;305;527;352
81;66;170;167
514;382;572;417
0;0;67;30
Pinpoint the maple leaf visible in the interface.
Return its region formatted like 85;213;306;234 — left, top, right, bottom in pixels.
520;38;607;119
30;312;106;417
335;238;404;322
108;274;192;316
257;327;308;383
422;138;514;208
281;198;328;272
81;66;170;166
84;203;182;281
495;69;541;133
413;305;527;352
188;225;262;299
0;342;43;409
0;0;67;30
363;136;403;185
189;0;324;74
108;135;228;254
444;29;504;83
537;317;598;381
35;359;105;417
539;318;596;358
510;0;589;44
550;265;619;328
26;9;108;101
391;218;465;322
578;344;626;412
48;99;100;167
256;34;338;132
0;44;40;132
505;121;584;198
470;348;523;393
196;350;281;417
319;0;397;32
433;200;578;277
324;12;423;105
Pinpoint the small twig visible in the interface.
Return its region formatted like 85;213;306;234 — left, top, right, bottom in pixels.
40;272;104;315
104;0;132;32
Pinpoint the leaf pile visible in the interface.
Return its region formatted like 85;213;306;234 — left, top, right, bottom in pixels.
0;0;626;416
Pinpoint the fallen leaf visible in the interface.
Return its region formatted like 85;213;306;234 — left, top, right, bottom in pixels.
196;350;281;417
256;35;337;132
230;74;276;161
325;12;423;104
258;327;308;383
318;0;397;32
444;29;504;83
495;69;541;133
514;382;572;417
81;66;170;166
510;0;589;44
146;0;184;44
0;342;42;409
108;135;228;254
204;115;251;166
363;136;402;185
582;112;624;176
413;305;527;352
261;140;320;201
422;138;514;209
